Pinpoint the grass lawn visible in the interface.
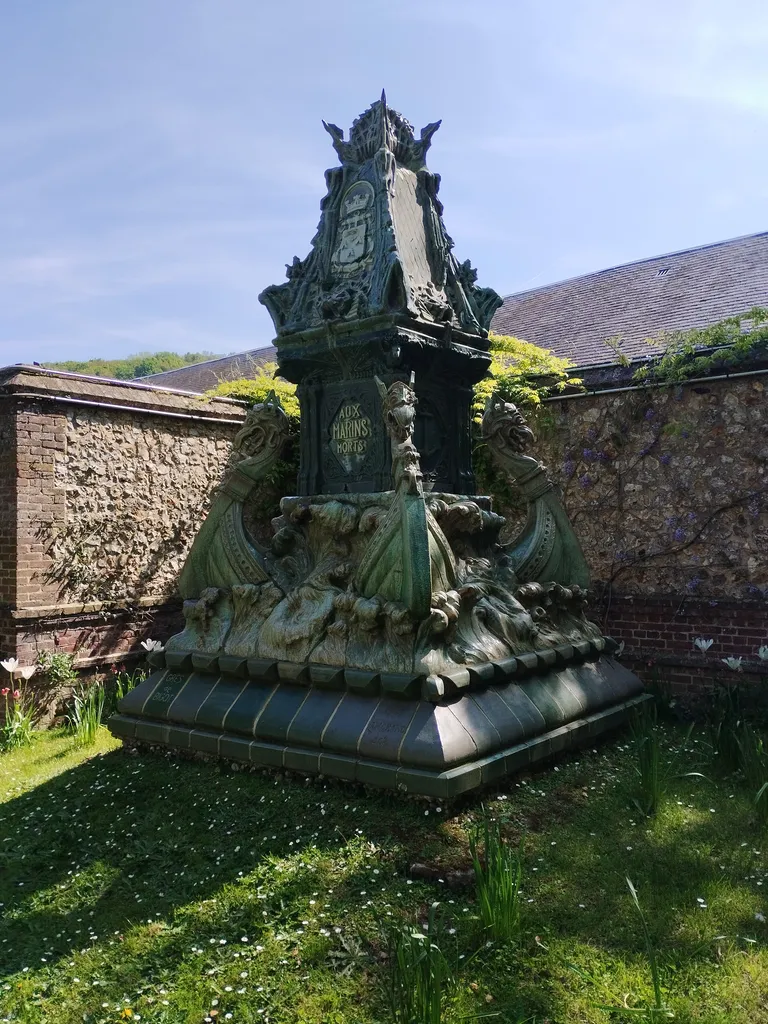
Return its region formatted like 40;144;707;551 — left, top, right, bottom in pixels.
1;723;768;1024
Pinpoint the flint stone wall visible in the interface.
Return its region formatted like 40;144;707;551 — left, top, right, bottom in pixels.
535;367;768;699
0;367;244;669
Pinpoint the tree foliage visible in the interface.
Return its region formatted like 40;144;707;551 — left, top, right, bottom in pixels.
44;351;223;380
474;332;582;414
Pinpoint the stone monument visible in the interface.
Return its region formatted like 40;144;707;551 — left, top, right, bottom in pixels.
110;96;645;797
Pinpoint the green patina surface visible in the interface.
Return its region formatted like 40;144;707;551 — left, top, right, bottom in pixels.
109;98;644;794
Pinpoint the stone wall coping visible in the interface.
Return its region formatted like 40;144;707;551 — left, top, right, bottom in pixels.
0;365;247;422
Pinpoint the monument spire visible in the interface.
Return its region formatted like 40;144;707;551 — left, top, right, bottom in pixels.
259;96;502;495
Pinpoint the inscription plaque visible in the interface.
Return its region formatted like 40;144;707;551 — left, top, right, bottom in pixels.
329;400;372;475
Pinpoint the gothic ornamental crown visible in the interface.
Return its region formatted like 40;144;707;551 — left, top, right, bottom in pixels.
344;192;370;214
258;94;502;341
322;90;441;171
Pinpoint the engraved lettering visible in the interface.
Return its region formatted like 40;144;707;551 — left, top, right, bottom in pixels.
329;400;373;475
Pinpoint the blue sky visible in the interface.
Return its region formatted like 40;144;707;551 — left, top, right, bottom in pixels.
2;0;768;366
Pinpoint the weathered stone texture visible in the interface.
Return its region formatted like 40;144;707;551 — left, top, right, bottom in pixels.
538;374;768;602
519;372;768;700
53;409;236;604
0;367;244;667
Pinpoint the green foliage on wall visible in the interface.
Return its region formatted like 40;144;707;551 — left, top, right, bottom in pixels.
634;307;768;385
472;334;581;513
207;363;301;422
44;351;223;380
474;333;582;414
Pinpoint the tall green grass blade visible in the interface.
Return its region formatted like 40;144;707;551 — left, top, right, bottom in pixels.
626;878;664;1012
388;902;455;1024
469;811;523;943
0;686;37;752
69;683;106;749
631;706;706;817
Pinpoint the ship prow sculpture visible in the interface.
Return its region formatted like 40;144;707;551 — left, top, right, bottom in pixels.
110;97;645;797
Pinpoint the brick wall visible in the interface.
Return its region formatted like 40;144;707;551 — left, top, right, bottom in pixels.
0;367;245;671
0;400;16;659
592;592;767;705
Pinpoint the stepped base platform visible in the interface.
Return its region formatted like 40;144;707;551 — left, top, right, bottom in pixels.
109;651;647;797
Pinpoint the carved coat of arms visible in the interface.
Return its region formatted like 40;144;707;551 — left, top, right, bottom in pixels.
331;182;374;273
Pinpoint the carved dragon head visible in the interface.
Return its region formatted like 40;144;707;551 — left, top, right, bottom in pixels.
233;391;291;457
481;395;535;454
375;374;417;445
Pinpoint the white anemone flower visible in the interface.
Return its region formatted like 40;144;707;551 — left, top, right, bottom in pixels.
19;666;36;680
693;638;714;653
140;639;164;652
0;657;19;674
722;656;743;671
758;646;768;662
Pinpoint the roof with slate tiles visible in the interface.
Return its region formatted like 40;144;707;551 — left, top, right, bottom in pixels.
132;231;768;390
492;231;768;368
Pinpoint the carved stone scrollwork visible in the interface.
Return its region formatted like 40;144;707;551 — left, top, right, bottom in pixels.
482;395;591;589
177;394;290;601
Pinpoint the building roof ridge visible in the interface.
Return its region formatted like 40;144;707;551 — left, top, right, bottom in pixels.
501;229;768;302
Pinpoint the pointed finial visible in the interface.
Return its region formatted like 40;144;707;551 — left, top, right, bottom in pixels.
379;91;388;150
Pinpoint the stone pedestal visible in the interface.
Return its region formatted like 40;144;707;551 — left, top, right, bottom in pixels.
111;651;644;799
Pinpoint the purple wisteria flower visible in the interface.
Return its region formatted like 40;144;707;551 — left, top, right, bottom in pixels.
660;454;671;465
644;408;655;421
579;474;593;489
673;527;686;543
563;458;575;477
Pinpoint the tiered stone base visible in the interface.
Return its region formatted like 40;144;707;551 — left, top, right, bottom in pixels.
109;652;647;797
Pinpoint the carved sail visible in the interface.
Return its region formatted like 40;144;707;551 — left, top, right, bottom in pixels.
355;376;455;616
356;491;455;618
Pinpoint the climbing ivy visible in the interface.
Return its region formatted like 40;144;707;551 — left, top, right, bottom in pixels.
633;307;768;385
